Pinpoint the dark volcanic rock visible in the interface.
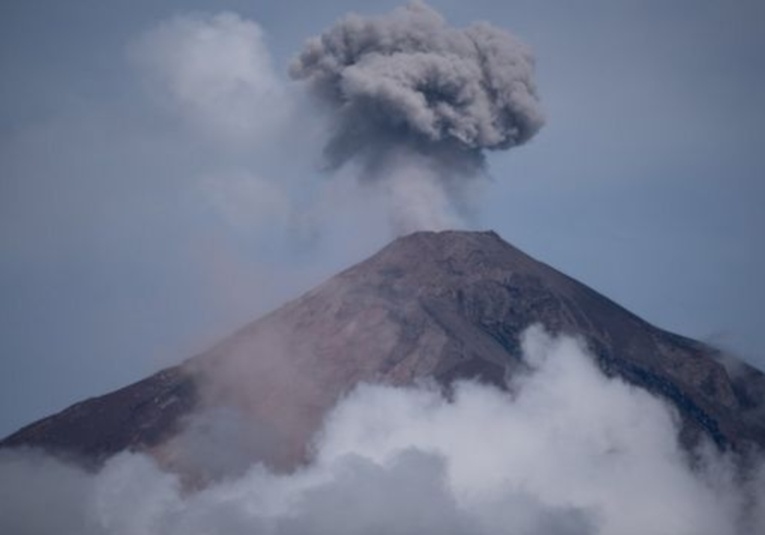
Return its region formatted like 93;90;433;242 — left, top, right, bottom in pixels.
1;367;196;465
3;230;764;467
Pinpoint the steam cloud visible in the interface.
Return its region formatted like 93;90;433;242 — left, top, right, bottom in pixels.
2;328;763;534
291;1;544;233
130;12;289;146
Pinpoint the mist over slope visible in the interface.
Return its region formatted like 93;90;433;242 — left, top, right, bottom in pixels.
2;325;764;535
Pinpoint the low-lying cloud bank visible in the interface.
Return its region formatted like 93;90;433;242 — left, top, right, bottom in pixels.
2;327;763;534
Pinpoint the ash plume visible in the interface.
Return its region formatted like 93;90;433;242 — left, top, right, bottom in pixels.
290;1;544;232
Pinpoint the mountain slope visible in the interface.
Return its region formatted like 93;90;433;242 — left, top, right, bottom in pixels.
3;230;764;468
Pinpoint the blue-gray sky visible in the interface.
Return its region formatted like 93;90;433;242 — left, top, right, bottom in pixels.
1;0;763;437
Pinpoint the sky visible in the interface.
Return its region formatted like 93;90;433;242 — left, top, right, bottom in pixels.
1;0;764;438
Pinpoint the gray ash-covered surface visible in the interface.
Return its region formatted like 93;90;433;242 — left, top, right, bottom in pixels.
1;367;196;465
3;230;764;468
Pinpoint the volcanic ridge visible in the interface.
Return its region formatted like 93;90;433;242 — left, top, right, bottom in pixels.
3;231;764;471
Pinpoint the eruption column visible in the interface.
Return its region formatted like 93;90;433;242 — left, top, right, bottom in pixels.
291;1;544;233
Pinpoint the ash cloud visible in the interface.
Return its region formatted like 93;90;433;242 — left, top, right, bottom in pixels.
290;1;544;233
2;328;764;535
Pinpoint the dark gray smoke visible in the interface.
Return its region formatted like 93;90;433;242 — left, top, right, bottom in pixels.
290;1;543;230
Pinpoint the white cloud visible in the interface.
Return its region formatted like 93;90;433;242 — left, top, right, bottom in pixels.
1;327;763;534
129;12;290;146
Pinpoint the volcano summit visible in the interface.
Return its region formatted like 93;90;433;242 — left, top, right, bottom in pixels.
3;230;764;473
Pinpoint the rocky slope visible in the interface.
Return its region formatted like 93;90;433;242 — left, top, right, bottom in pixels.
3;231;764;469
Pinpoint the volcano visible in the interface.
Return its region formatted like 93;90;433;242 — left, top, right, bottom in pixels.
3;230;764;471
